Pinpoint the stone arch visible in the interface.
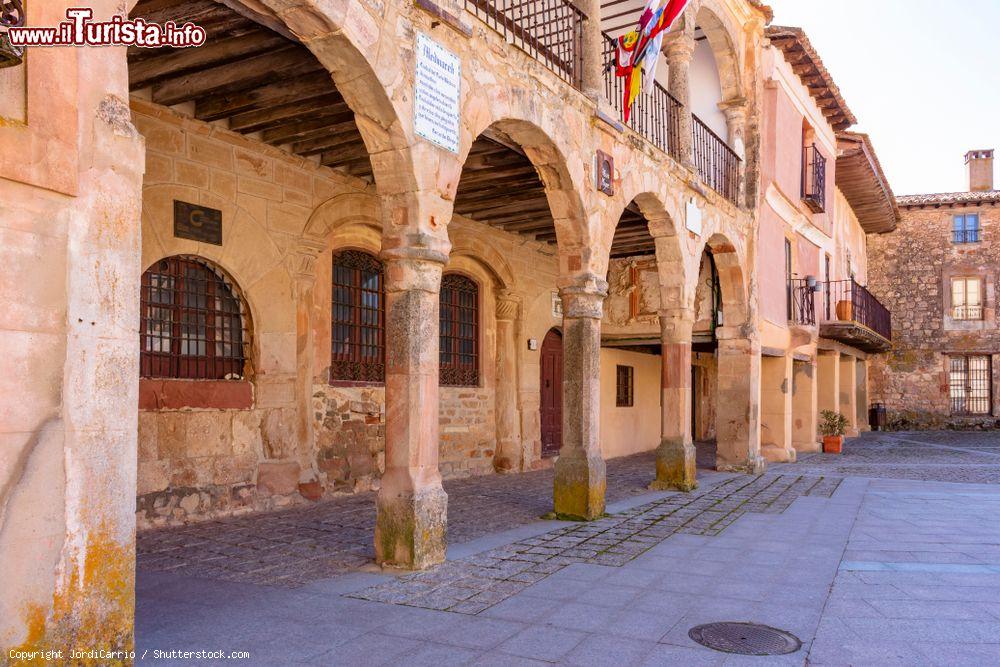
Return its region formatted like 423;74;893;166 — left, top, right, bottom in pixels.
456;115;593;278
447;229;516;293
701;232;749;327
691;0;744;104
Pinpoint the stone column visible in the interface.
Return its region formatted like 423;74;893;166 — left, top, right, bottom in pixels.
760;354;795;463
651;310;697;491
578;0;603;100
715;329;765;473
791;359;820;453
666;29;696;168
856;358;869;432
553;278;607;520
817;350;840;423
838;353;859;436
494;292;523;473
719;98;748;207
375;244;449;569
290;247;322;468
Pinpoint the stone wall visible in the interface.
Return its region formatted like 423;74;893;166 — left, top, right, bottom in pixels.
868;204;1000;428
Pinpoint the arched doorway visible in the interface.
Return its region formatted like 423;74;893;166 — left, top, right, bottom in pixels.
539;328;563;458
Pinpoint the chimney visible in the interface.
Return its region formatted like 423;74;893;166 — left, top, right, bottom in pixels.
966;149;994;192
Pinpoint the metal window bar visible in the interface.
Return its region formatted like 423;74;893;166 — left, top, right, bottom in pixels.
950;355;992;416
953;215;981;243
330;250;385;383
439;274;480;387
615;365;634;407
801;143;826;212
788;278;816;326
953;304;984;320
140;256;246;380
692;114;740;205
601;33;683;160
820;278;892;342
465;0;585;88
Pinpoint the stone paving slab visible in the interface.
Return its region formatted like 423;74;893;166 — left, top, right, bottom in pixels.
348;473;842;614
136;451;666;587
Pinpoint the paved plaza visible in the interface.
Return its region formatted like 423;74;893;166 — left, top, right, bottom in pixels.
137;432;1000;665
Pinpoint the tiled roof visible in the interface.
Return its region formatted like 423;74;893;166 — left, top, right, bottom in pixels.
836;132;899;233
896;190;1000;209
765;26;856;131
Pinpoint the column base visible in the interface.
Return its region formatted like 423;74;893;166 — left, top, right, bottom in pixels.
553;449;606;520
717;454;767;475
493;437;522;474
649;438;698;492
761;444;797;463
375;484;448;570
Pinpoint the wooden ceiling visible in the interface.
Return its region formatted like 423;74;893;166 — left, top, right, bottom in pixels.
128;0;372;180
454;135;654;257
836;132;899;234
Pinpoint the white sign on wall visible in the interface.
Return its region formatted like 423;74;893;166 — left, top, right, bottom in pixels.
414;33;461;154
685;198;703;236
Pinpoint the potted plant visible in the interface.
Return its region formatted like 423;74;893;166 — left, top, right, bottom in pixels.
820;410;848;454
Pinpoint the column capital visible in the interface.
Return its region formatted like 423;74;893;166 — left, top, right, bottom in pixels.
665;31;696;64
659;309;695;342
380;231;451;266
558;275;608;320
718;97;749;120
495;291;521;321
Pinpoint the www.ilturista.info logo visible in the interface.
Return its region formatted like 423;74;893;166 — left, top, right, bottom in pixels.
6;8;206;48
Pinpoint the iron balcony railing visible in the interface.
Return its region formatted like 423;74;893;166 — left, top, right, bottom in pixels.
821;278;891;342
693;115;740;205
788;278;816;326
601;34;683;160
802;143;826;213
464;0;585;88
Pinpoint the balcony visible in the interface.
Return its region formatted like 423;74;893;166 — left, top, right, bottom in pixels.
601;34;740;205
953;304;984;320
801;143;826;213
788;278;816;326
463;0;586;88
819;279;891;352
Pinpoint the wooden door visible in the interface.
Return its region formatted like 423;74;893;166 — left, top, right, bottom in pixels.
540;328;563;457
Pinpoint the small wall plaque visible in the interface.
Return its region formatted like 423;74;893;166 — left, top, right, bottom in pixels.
595;149;614;196
174;200;222;245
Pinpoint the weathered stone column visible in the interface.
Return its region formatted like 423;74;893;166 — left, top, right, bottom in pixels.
715;328;766;473
578;0;603;100
290;247;322;470
494;292;523;473
719;99;748;207
817;350;840;426
791;359;820;453
376;241;449;569
855;358;869;432
666;28;696;168
839;354;859;436
553;277;608;520
651;310;697;491
760;354;795;463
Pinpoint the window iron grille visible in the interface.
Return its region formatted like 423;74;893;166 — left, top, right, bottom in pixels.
949;355;992;416
140;256;247;380
953;304;984;320
330;249;385;383
953;214;981;244
801;143;826;213
616;365;634;407
439;273;480;387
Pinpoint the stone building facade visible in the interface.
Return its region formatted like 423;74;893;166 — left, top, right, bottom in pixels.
0;0;900;655
868;151;1000;429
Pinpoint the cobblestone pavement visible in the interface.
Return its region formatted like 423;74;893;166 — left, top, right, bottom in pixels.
786;431;1000;484
137;451;668;587
348;473;841;614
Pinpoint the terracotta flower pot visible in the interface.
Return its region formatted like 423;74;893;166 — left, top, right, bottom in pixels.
835;300;852;321
823;435;843;454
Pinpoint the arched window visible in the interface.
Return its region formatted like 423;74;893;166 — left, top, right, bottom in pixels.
140;256;247;380
330;249;385;383
439;274;479;387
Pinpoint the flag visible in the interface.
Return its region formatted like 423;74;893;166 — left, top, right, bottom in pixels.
614;0;689;122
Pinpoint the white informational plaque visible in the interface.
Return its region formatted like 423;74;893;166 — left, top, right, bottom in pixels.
414;33;461;154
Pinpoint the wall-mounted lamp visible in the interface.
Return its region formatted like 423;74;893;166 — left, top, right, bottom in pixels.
527;338;538;351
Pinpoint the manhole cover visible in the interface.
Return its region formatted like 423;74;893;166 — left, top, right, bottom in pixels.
688;622;802;656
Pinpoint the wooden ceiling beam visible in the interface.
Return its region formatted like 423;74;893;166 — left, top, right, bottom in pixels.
195;70;333;121
227;93;346;132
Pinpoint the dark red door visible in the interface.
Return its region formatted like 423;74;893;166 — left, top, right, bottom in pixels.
540;328;563;457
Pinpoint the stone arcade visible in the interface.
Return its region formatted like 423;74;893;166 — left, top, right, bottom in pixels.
0;0;899;655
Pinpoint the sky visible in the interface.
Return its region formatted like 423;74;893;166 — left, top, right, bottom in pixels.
766;0;1000;195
